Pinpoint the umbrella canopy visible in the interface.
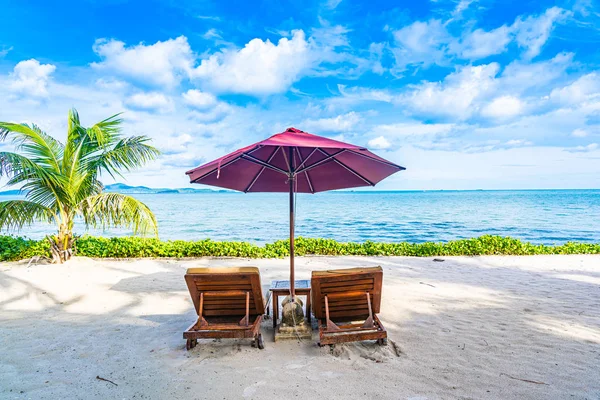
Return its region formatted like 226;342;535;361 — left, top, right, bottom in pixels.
186;127;404;193
186;127;405;301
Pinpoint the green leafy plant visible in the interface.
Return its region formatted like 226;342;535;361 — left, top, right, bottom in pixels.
1;235;598;262
0;109;160;263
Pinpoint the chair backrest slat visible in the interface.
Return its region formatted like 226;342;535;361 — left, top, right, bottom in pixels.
185;267;264;317
311;267;383;320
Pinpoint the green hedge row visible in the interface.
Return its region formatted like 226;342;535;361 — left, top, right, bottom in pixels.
1;235;599;262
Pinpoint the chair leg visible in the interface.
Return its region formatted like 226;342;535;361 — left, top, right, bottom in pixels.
186;338;197;350
273;295;278;329
256;333;264;350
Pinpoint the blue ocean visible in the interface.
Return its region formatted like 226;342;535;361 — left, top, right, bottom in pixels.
1;190;599;244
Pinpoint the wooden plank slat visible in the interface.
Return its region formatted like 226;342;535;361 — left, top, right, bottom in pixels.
328;310;372;318
196;285;252;291
197;279;251;286
327;291;374;303
201;290;249;297
321;279;374;288
204;304;255;310
322;304;370;312
204;300;255;306
204;309;250;316
322;284;374;293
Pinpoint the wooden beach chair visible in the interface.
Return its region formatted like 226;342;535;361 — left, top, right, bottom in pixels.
183;267;266;350
311;266;387;346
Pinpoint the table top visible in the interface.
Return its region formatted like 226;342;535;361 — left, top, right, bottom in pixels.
269;280;311;291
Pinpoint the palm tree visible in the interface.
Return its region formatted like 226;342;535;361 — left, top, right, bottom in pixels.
0;108;160;263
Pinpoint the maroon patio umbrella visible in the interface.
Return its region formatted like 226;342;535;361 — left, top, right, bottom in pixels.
185;127;405;300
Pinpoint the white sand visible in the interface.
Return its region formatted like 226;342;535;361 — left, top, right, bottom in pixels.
1;255;599;399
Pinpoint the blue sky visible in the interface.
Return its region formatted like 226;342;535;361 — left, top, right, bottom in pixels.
1;0;600;190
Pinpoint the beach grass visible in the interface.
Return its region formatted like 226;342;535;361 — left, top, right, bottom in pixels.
2;234;599;262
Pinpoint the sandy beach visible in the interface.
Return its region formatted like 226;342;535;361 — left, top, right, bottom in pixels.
1;255;599;400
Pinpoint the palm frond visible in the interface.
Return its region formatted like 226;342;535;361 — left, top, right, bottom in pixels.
82;136;160;179
87;113;124;147
0;200;55;230
0;151;44;178
0;122;63;171
1;151;67;208
77;193;158;236
70;173;103;206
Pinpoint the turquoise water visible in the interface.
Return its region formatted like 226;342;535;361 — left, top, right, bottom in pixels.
1;190;599;244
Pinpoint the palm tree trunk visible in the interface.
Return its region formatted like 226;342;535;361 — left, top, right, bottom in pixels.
49;224;73;263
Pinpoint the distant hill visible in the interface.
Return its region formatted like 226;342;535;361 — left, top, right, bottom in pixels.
103;183;229;194
0;183;229;196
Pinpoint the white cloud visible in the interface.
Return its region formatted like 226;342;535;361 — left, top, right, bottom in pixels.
196;15;221;21
388;6;573;69
182;89;218;109
505;139;532;146
513;7;572;59
481;96;524;119
91;36;194;87
371;122;455;137
302;111;361;132
391;19;450;70
202;29;222;41
9;59;56;98
368;42;386;75
187;102;232;123
567;143;598;152
550;73;600;105
571;128;589;137
385;144;600;189
193;30;312;95
455;26;512;59
501;52;573;90
452;0;477;19
368;136;391;150
161;133;194;155
182;89;232;122
125;92;174;113
333;84;394;105
0;46;13;58
573;0;594;16
571;128;588;137
324;0;343;10
95;78;129;91
398;63;500;120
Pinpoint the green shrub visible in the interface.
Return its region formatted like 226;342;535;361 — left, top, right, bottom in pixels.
0;236;51;261
0;234;598;261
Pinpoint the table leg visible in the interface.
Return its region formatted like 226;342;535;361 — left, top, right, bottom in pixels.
306;293;311;323
273;294;278;329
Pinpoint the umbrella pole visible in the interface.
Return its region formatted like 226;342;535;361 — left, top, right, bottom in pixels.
289;170;295;301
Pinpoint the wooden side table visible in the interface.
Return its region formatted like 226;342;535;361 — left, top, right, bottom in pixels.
269;280;311;328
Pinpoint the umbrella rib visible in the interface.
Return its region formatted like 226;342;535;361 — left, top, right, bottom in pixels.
282;146;292;173
294;147;314;194
315;148;375;186
244;146;281;193
189;145;262;183
241;153;288;175
346;149;406;170
295;148;318;171
295;149;346;174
